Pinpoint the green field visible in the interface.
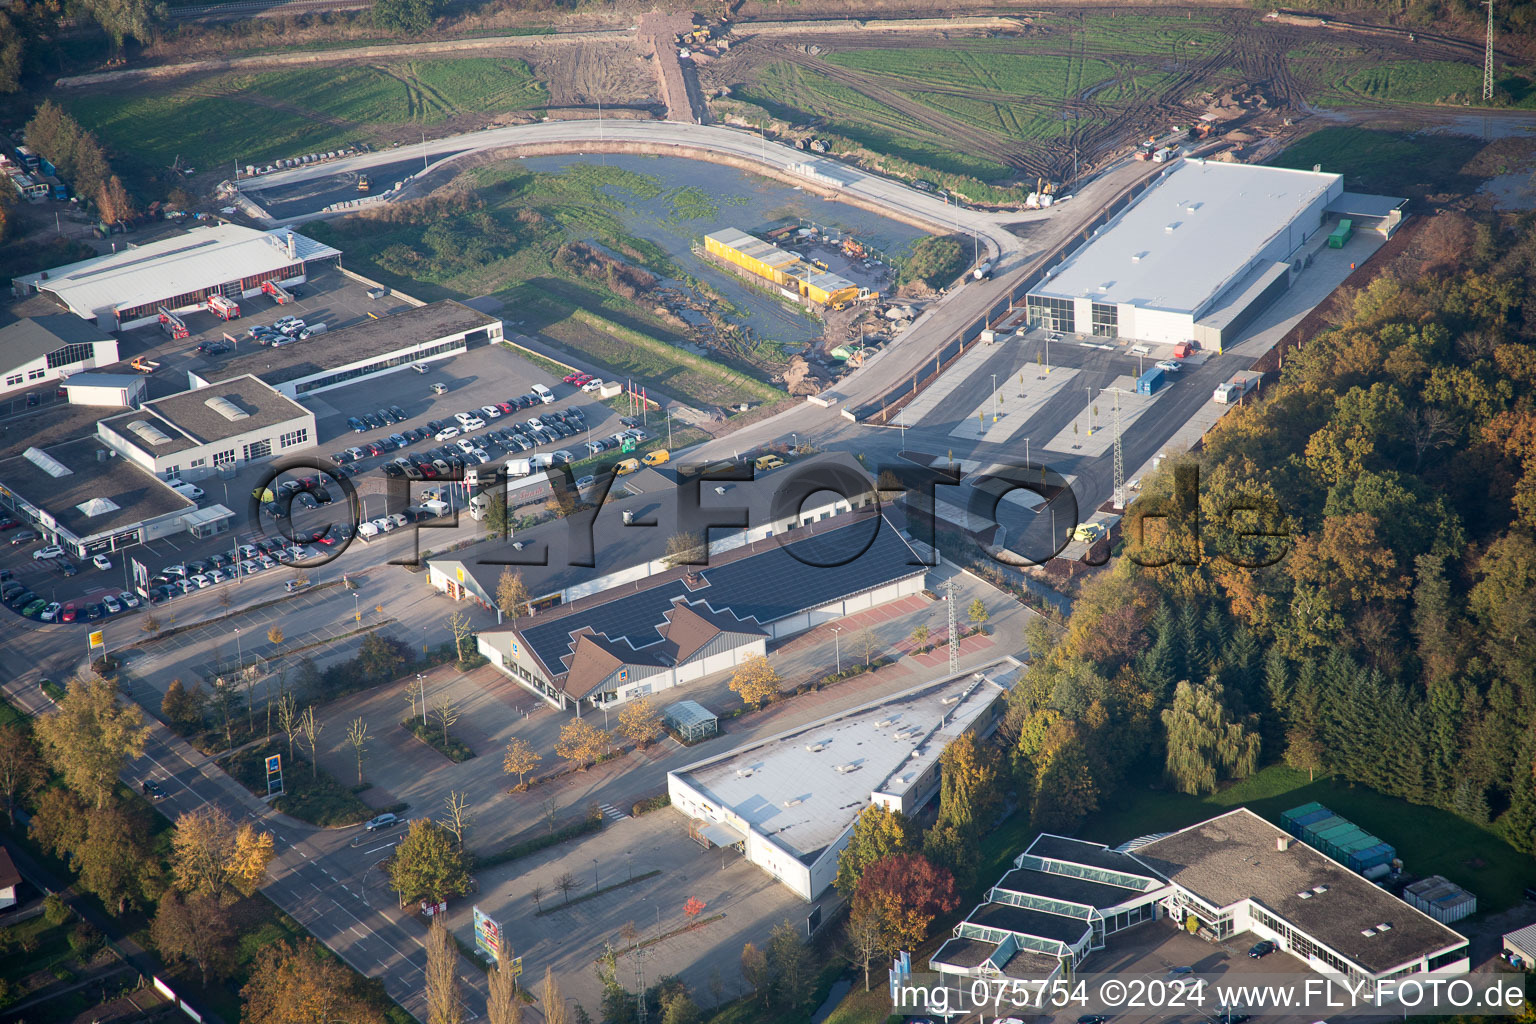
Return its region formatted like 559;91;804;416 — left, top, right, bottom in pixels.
1272;125;1486;195
62;57;546;180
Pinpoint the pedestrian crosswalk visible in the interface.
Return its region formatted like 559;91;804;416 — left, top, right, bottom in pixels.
598;803;630;822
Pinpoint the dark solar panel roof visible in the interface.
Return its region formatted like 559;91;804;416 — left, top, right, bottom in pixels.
1027;834;1157;878
517;515;922;678
994;867;1146;910
966;902;1092;945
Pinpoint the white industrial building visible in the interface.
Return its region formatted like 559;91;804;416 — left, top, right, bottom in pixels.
60;372;147;408
0;315;118;397
1026;159;1402;352
668;663;1019;900
0;437;201;559
97;374;316;482
12;224;340;331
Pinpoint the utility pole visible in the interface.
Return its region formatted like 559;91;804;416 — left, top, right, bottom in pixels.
945;577;959;674
1484;0;1496;101
635;947;648;1024
1112;388;1125;510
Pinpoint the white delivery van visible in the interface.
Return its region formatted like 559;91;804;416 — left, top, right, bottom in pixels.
530;383;554;404
468;493;491;521
168;480;205;500
356;521;380;539
421;498;450;517
507;458;533;478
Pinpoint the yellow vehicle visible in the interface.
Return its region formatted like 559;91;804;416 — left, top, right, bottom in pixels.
754;454;786;472
1072;522;1107;544
614;458;641;475
357;174;371;192
642;449;670;467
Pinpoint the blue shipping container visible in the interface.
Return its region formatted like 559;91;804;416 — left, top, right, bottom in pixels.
1136;366;1166;395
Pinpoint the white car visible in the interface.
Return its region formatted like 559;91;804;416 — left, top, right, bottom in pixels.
456;438;478;454
388;513;409;529
462;416;486;431
258;555;277;570
581;378;605;392
33;545;64;560
207;568;226;584
238;543;260;559
190;574;211;589
178;580;197;595
434;426;461;442
102;594;122;614
357;521;380;538
479;405;503;419
40;602;61;622
93;554;112;570
1156;359;1182;372
163;564;188;578
118;591;141;608
372;517;397;533
240;560;261;575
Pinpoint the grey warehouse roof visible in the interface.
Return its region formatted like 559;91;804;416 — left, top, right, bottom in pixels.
0;315;113;365
1030;159;1340;315
100;374;310;456
0;436;193;538
205;300;498;387
1130;808;1465;975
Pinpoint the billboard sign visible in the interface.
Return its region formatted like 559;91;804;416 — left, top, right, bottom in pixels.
473;905;501;959
88;630;105;650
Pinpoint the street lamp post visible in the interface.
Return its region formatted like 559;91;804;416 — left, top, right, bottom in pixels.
831;626;843;674
352;591;360;624
593;857;600;890
417;673;426;726
991;373;999;424
234;626;242;672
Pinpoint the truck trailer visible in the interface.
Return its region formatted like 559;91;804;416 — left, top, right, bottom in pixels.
1136;366;1167;395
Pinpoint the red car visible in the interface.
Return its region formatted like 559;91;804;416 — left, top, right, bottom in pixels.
0;518;19;531
562;372;582;384
572;374;594;385
60;604;78;622
419;464;438;479
496;401;515;414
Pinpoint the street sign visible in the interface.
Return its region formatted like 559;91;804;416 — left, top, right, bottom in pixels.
473;905;501;959
265;754;281;775
88;630;104;650
421;899;448;916
265;753;283;797
510;955;523;977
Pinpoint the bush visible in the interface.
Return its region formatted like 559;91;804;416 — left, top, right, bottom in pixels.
43;893;70;926
220;741;375;826
400;719;474;762
632;793;671;816
68;922;100;955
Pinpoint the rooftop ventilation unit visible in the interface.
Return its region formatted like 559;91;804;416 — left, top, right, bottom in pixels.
834;763;861;774
127;420;174;446
736;768;755;777
1298;891;1314;899
941;695;961;705
1312;885;1329;895
783;798;803;807
1361;928;1377;937
1131;254;1142;263
875;718;896;728
805;742;829;753
22;446;72;477
1376;922;1392;931
1165;223;1178;234
204;396;250;422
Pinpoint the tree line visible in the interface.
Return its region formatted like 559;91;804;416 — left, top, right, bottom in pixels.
23;100;134;223
997;211;1536;855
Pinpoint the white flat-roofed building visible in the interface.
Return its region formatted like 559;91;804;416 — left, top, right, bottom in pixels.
13;224;340;331
59;372;146;408
667;662;1020;900
1026;159;1363;352
97;373;316;482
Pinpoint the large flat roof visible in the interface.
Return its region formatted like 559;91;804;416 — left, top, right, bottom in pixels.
1130;809;1465;975
438;452;873;602
1030;159;1340;315
0;436;193;540
100;374;311;457
204;300;498;387
507;510;925;682
14;225;339;319
672;664;1017;864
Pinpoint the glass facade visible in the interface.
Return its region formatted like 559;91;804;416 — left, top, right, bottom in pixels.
46;342;96;369
243;439;272;461
293;338;468;395
1091;302;1119;339
279;428;308;449
1027;295;1076;333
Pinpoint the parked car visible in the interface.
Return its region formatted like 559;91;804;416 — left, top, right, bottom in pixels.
9;531;36;546
102;594;122;614
430;382;449;395
32;545;64;560
60;604;78;623
581;378;605;392
119;591;141;609
1248;941;1276;959
365;813;400;832
93;554;112;570
1156;359;1182;373
40;602;61;621
347;416;368;433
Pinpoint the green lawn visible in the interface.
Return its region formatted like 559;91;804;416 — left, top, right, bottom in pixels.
826;49;1120;101
62;57;546;182
1272;126;1487;197
980;764;1534;914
